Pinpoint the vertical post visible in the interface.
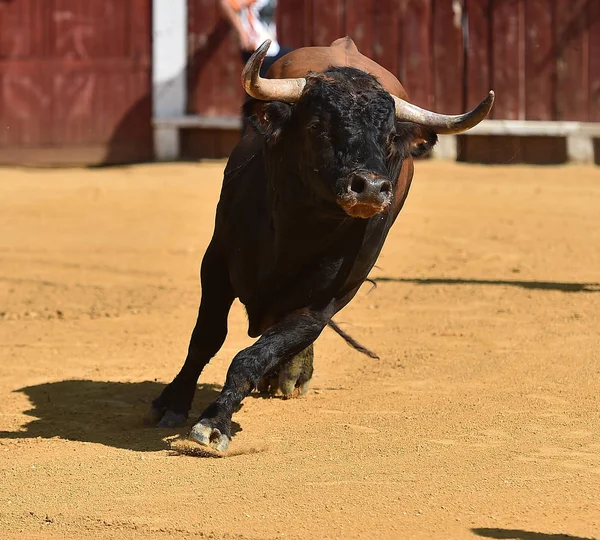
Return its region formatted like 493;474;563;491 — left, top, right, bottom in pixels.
153;0;187;161
567;135;594;164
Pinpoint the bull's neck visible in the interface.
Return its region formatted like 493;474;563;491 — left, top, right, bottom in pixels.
265;158;361;261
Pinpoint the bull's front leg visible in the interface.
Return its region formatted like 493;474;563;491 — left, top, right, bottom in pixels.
145;241;234;428
188;311;327;451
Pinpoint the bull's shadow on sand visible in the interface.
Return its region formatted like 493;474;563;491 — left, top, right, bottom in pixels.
0;380;239;452
472;528;597;540
374;277;600;293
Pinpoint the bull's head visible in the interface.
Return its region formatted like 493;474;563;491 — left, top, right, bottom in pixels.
243;41;494;219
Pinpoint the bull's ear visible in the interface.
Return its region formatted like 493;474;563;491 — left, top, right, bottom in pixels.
243;99;293;144
394;123;438;158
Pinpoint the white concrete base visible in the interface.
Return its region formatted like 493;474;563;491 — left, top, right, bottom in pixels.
154;126;180;162
151;116;600;163
154;116;242;130
430;135;458;160
566;135;595;163
430;120;600;163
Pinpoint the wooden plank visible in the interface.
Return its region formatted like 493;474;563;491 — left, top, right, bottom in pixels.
311;0;344;47
555;0;588;121
344;0;373;58
458;135;567;164
52;0;129;58
304;0;313;47
524;0;555;120
0;0;52;147
465;0;492;111
432;0;464;113
0;67;53;146
50;0;152;155
104;75;153;164
400;0;433;108
524;136;567;163
216;22;244;116
0;58;151;71
181;128;240;159
0;0;48;58
207;0;242;117
187;0;226;116
277;0;308;48
53;70;151;146
589;0;600;122
130;0;153;58
372;0;400;75
0;0;152;164
490;0;522;119
458;135;523;164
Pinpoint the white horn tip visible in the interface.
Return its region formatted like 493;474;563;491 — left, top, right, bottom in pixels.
257;40;271;54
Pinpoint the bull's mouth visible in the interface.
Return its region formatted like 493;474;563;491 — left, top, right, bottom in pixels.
337;197;391;219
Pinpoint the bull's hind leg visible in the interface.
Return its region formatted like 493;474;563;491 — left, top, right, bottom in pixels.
145;241;234;428
257;344;314;399
188;312;326;451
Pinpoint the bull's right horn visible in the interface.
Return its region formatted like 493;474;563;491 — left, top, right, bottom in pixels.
242;40;306;102
392;91;495;134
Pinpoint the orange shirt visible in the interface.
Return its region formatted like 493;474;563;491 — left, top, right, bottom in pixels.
227;0;280;55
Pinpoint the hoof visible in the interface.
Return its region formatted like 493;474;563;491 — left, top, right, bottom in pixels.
143;405;164;426
281;382;310;400
258;344;314;399
144;406;187;428
188;421;231;452
257;374;279;397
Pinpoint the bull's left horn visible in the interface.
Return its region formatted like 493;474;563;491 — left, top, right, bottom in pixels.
392;91;495;134
242;40;306;102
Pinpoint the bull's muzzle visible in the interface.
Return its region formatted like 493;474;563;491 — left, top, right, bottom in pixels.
338;172;392;219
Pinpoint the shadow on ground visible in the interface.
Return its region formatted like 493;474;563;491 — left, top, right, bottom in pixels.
0;380;240;452
374;277;600;293
472;528;597;540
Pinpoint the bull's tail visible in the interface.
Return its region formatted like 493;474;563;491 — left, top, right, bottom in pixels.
327;320;379;359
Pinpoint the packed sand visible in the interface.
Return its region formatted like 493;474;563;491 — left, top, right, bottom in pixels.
0;161;598;539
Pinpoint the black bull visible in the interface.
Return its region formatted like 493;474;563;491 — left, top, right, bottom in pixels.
145;40;494;452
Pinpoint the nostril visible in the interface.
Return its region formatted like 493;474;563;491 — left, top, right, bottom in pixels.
350;176;366;194
380;181;392;195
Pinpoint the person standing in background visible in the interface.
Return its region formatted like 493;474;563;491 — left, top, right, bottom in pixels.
218;0;294;136
218;0;294;76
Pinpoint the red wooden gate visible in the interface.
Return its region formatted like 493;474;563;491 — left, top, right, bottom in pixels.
277;0;600;121
187;0;599;162
0;0;152;165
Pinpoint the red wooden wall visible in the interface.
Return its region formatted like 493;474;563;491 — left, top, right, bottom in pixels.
187;0;600;161
0;0;152;165
0;1;597;164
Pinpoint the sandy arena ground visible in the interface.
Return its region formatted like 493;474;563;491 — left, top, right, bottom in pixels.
0;161;599;540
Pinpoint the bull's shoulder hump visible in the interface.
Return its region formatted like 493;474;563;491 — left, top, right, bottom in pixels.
267;41;410;100
330;36;359;53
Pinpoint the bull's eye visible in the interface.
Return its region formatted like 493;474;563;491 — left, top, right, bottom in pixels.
307;121;320;131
